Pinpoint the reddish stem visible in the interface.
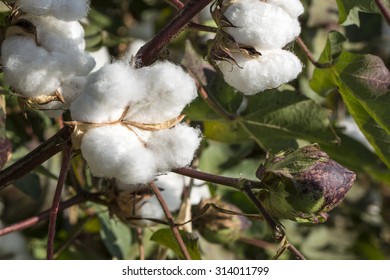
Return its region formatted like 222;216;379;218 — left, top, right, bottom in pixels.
296;37;332;69
375;0;390;26
47;143;73;260
149;181;191;260
0;194;87;237
0;126;73;189
134;0;213;67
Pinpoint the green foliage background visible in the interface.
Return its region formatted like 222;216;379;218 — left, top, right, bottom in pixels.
1;0;390;260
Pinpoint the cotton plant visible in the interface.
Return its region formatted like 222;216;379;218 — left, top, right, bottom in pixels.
1;0;94;115
69;59;202;185
208;0;304;95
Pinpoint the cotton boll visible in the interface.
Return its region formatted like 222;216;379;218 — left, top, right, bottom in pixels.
126;61;198;123
70;62;146;123
223;0;301;49
217;50;302;95
2;36;63;96
80;125;157;184
17;0;90;21
32;76;87;116
266;0;304;19
22;15;86;52
147;124;202;172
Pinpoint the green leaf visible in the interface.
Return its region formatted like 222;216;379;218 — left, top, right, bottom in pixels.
311;31;390;169
239;90;338;151
97;205;132;260
150;228;202;260
336;0;390;25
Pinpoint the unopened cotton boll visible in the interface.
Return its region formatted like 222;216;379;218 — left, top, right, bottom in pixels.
125;61;198;123
223;0;301;49
147;124;202;172
70;62;147;123
80;125;156;184
217;50;302;95
266;0;304;19
17;0;90;21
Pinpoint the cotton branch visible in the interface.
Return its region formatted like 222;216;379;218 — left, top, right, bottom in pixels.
47;142;73;260
149;181;192;260
0;125;73;189
134;0;214;67
375;0;390;26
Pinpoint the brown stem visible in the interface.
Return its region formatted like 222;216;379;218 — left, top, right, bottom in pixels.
149;181;191;260
241;183;284;240
0;125;73;189
0;193;87;237
136;227;145;260
375;0;390;25
287;243;306;260
47;143;73;260
296;37;332;69
134;0;214;67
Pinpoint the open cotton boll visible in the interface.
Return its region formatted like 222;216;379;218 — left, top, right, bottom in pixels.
2;36;65;96
80;125;157;184
223;0;300;49
70;62;146;123
22;15;86;52
147;124;201;172
32;76;87;118
154;173;186;212
266;0;304;19
217;50;302;95
125;61;198;123
17;0;90;21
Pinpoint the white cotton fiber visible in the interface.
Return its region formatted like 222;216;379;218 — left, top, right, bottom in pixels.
147;124;202;172
133;195;165;226
22;15;86;52
80;125;157;184
266;0;304;19
125;61;198;124
124;39;146;62
223;0;301;49
217;50;302;95
17;0;90;21
2;36;64;96
70;62;147;123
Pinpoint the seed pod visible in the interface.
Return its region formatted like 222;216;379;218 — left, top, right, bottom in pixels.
193;198;251;244
256;144;356;224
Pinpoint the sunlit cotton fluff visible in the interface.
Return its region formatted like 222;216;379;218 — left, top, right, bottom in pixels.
17;0;90;21
266;0;304;19
1;15;95;99
217;50;302;95
125;61;198;124
223;0;301;49
70;62;147;123
147;124;202;172
80;125;156;185
71;59;202;184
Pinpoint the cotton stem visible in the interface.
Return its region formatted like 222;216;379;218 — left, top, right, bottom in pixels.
47;142;73;260
149;181;192;260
